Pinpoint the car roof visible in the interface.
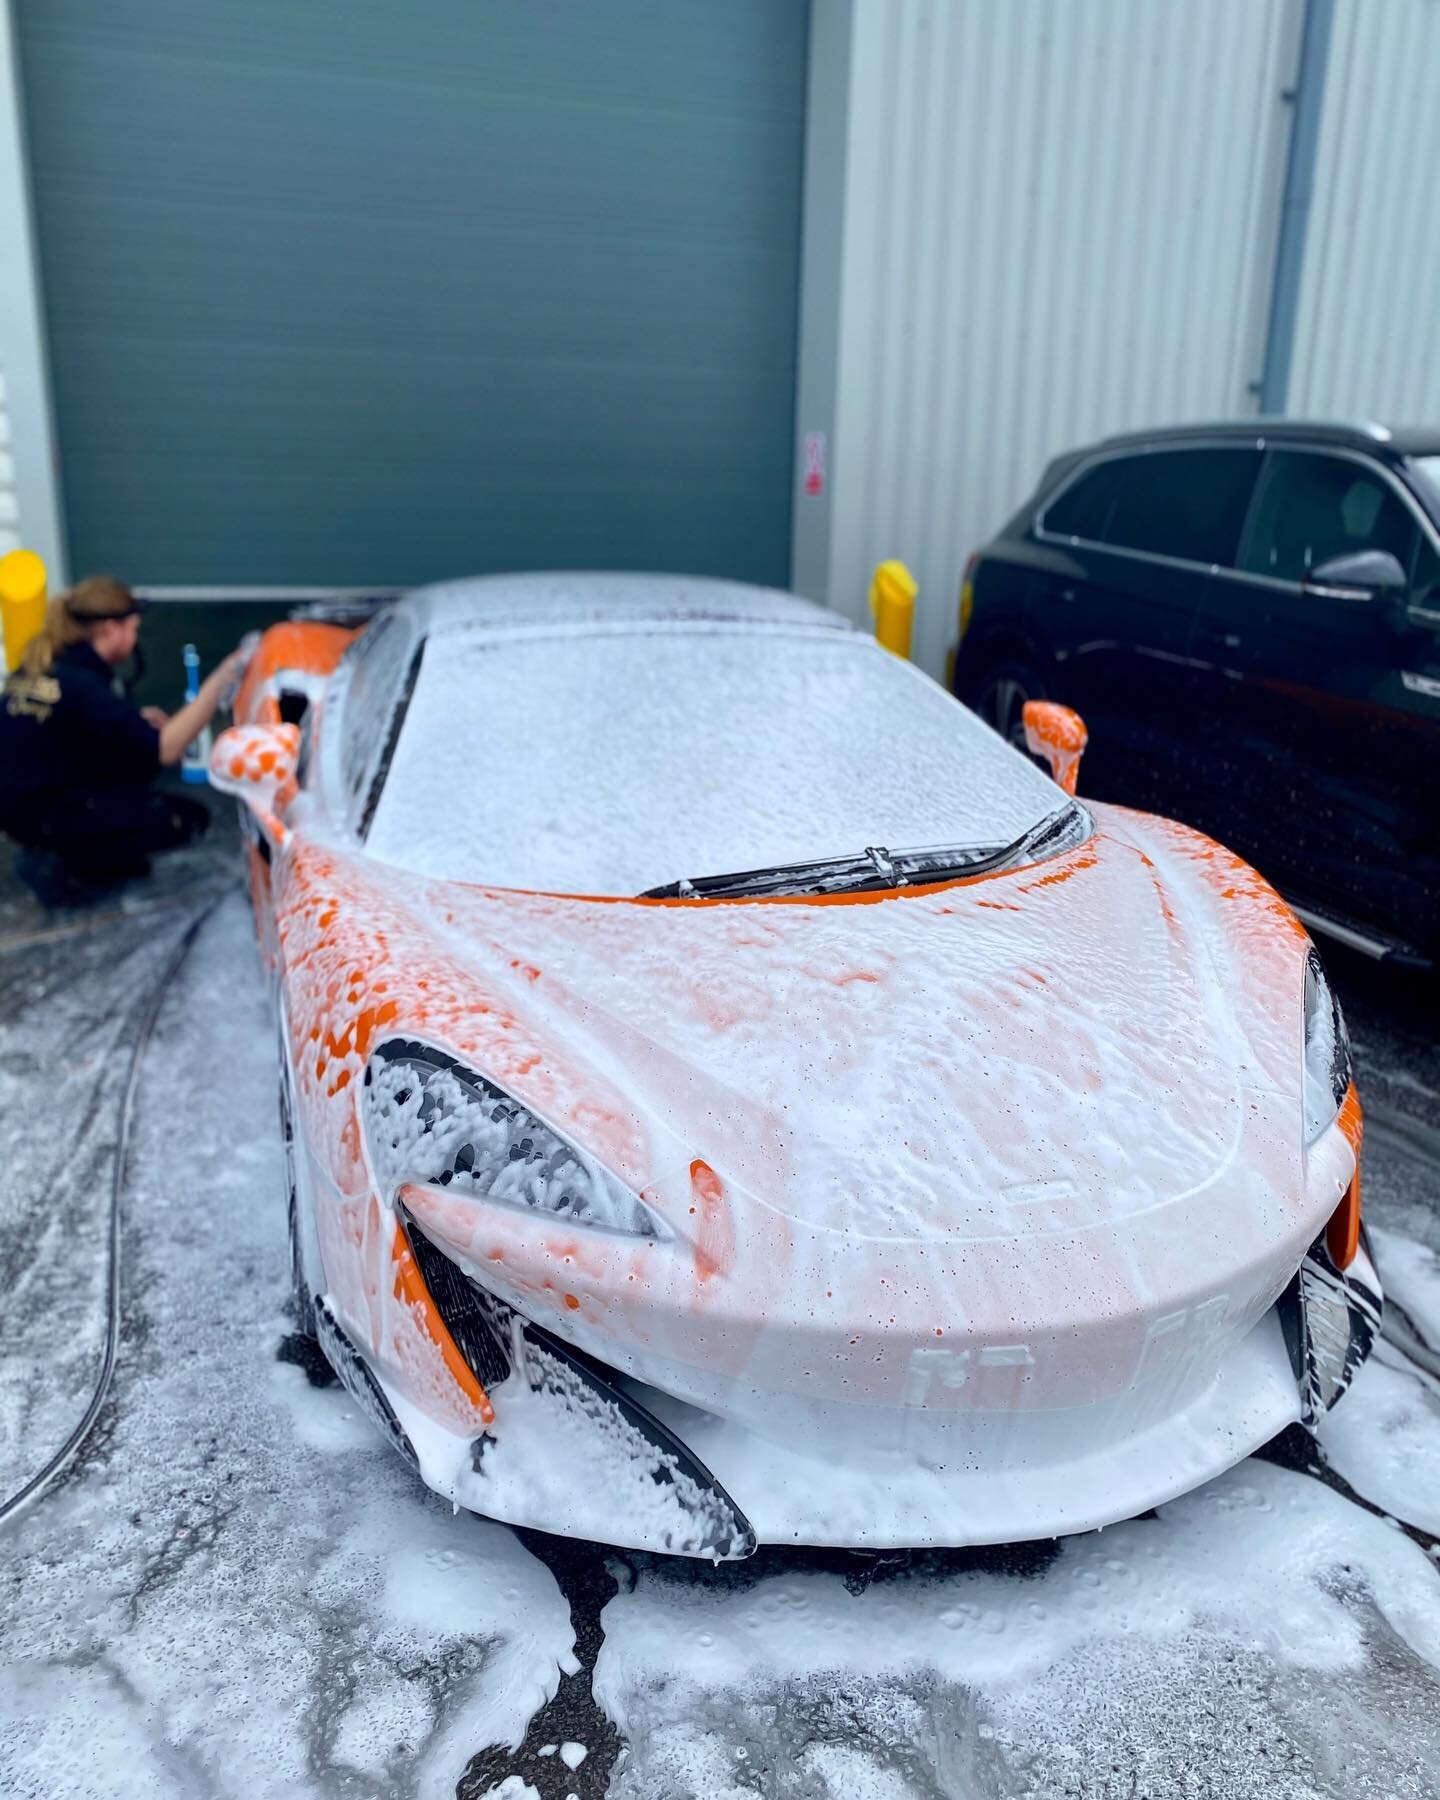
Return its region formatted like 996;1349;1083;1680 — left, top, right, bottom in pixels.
396;571;849;639
1087;418;1440;459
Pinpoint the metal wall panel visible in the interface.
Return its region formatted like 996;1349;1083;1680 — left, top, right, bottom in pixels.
797;0;1298;676
17;0;807;587
0;0;65;584
0;370;17;559
1288;0;1440;423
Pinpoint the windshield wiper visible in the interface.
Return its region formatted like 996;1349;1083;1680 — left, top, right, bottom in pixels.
641;802;1090;900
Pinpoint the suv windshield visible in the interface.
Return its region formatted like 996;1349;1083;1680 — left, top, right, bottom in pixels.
362;625;1083;895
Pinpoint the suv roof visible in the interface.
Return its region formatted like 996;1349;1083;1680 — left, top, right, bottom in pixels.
1089;418;1440;459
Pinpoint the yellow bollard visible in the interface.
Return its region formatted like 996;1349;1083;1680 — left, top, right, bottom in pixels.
0;548;47;672
869;559;916;660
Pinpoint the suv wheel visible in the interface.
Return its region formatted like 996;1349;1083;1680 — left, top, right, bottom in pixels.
973;658;1045;752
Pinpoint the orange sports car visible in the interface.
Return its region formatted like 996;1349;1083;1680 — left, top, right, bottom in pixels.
214;574;1378;1560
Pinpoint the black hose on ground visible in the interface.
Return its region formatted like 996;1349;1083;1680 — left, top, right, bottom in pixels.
0;897;221;1530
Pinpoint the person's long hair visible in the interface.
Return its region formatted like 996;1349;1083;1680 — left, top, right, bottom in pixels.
19;577;137;677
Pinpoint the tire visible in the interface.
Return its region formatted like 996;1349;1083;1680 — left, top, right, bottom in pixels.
970;657;1046;754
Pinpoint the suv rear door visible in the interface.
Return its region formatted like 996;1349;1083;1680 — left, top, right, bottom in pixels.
1034;443;1260;816
1191;445;1440;954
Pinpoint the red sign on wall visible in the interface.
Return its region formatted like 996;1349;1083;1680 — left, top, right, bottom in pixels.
803;430;826;497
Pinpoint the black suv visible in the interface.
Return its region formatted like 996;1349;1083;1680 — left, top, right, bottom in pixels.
953;419;1440;965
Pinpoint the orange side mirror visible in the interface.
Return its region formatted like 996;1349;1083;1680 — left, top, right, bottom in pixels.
210;722;301;845
1022;700;1088;797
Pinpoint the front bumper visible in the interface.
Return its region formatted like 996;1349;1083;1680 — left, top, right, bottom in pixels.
331;1221;1381;1560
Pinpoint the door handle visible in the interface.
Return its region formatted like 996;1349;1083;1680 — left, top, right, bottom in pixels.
1197;629;1242;650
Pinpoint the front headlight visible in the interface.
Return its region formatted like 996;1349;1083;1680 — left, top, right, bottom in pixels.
363;1038;659;1237
1303;948;1351;1146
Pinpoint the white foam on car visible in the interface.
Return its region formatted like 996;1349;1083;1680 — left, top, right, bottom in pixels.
293;788;1354;1545
391;1339;743;1561
267;575;1365;1552
365;623;1060;895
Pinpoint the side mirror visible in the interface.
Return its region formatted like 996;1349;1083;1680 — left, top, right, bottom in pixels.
210;722;301;845
1302;549;1407;604
1022;700;1088;796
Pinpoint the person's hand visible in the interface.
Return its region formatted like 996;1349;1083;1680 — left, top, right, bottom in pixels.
141;705;169;729
201;645;250;706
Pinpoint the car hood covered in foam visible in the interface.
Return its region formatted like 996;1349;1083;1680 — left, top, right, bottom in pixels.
279;799;1333;1411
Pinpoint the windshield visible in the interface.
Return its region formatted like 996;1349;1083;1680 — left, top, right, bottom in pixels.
363;624;1075;895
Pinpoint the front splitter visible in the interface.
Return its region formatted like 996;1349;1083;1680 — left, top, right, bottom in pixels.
381;1309;1302;1555
635;1308;1303;1549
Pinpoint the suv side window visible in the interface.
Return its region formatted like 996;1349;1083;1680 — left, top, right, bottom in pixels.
1042;460;1123;541
1043;447;1260;566
1239;450;1419;584
1102;448;1261;565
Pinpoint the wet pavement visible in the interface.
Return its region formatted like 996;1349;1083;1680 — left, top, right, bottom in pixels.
1;830;1439;1800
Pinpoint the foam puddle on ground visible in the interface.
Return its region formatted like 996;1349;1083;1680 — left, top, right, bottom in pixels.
1316;1225;1440;1540
593;1461;1440;1798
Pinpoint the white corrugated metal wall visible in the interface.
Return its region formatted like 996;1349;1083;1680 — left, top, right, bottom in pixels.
796;0;1302;677
0;371;18;559
1289;0;1440;421
0;0;64;593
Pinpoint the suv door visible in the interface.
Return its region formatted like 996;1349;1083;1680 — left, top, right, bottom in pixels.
1033;444;1260;816
1192;447;1440;955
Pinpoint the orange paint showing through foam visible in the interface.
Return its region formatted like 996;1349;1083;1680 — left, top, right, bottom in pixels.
232;620;356;725
390;1220;495;1426
1019;852;1099;893
1327;1083;1364;1268
1121;808;1313;948
690;1158;735;1284
450;837;1099;912
1022;700;1088;795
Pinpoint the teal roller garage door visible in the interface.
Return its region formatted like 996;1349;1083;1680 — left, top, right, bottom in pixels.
16;1;808;586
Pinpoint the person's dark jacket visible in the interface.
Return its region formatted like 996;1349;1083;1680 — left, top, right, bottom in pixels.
0;642;160;825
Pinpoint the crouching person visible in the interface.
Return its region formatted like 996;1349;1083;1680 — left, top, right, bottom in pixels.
0;577;247;906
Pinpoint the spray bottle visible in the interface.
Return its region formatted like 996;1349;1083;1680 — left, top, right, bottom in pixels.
180;643;211;785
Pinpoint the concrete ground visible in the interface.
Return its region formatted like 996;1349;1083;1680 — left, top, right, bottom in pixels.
1;827;1439;1800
